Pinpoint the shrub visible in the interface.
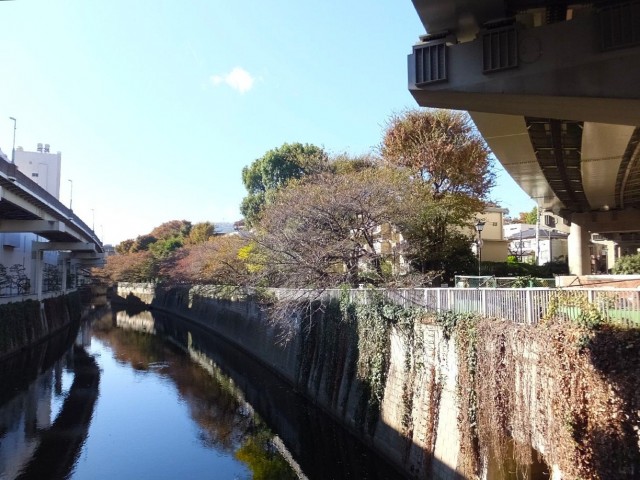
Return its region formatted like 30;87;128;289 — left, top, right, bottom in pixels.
612;252;640;274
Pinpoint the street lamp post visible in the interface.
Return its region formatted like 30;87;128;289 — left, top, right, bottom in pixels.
475;219;485;278
9;117;16;164
68;179;73;211
91;208;95;231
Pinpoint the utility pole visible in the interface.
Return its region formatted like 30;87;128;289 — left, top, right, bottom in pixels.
68;179;73;211
9;117;16;164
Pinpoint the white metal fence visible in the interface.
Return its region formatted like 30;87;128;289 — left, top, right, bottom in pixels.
270;287;640;326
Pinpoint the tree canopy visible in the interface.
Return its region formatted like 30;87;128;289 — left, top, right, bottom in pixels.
101;109;500;289
380;109;495;283
381;109;494;199
253;167;408;288
100;219;226;283
240;143;329;226
517;207;538;225
186;221;216;245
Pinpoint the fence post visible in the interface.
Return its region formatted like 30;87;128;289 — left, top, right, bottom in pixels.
436;288;441;312
481;289;487;317
525;289;533;324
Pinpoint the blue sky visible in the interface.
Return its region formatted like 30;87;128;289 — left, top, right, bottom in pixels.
0;0;535;244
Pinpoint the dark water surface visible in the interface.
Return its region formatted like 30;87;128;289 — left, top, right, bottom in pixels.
0;307;405;480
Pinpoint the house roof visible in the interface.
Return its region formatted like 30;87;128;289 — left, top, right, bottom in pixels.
506;228;568;241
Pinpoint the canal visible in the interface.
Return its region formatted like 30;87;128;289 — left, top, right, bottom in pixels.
0;306;406;480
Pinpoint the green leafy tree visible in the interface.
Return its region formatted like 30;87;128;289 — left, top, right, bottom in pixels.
148;236;183;259
398;191;478;283
240;143;329;225
613;253;640;274
518;207;538;225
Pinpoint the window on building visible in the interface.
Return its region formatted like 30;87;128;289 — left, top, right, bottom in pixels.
31;173;39;177
544;215;556;227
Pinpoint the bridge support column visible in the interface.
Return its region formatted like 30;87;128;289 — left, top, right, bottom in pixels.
61;257;68;293
569;223;591;275
34;250;44;300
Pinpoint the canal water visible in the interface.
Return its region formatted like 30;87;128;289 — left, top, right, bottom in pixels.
0;306;406;480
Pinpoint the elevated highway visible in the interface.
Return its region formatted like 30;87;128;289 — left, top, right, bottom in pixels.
0;155;103;298
407;0;640;273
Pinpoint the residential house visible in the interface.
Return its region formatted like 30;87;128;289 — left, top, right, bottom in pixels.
467;206;510;262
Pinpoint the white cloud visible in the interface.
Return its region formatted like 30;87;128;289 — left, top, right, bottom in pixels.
210;67;255;93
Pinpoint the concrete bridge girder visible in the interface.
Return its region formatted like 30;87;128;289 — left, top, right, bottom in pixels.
33;242;97;253
0;186;53;222
0;220;67;233
409;5;640;125
0;155;101;253
470;113;639;214
0;219;89;244
408;1;640;274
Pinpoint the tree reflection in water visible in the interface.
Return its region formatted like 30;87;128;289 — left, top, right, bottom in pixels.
92;310;298;479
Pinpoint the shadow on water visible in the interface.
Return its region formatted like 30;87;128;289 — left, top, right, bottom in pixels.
0;314;101;480
15;347;100;480
112;307;408;480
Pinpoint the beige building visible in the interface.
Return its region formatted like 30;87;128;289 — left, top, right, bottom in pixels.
468;206;510;263
370;206;511;275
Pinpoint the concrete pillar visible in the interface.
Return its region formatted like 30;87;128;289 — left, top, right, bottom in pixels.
61;257;68;293
34;249;44;300
606;242;617;273
568;223;591;275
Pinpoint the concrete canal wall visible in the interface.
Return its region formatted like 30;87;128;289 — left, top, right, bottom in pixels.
0;291;83;361
117;283;640;480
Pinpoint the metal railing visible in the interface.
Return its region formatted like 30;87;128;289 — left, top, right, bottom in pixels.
269;287;640;326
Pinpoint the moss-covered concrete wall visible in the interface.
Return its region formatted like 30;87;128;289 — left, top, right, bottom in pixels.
0;292;82;360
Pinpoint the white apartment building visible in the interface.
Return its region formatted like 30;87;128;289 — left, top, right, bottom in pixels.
0;145;62;295
14;143;62;199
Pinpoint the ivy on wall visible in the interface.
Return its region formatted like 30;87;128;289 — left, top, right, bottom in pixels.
282;286;640;479
296;290;427;440
432;294;640;480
